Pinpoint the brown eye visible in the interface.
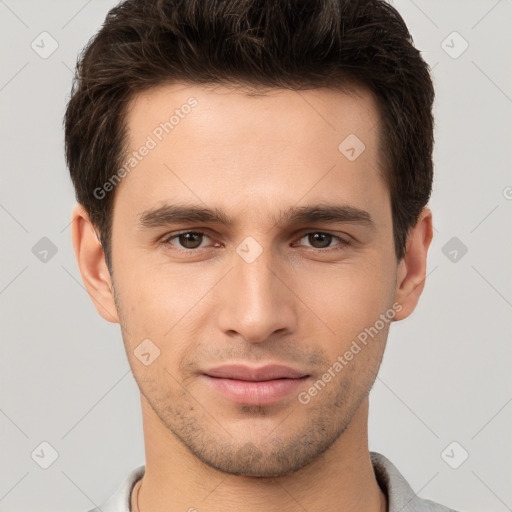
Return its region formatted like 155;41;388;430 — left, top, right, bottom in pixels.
163;231;211;250
297;232;350;250
178;232;203;249
307;233;333;248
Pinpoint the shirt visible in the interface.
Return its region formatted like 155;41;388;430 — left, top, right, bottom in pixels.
88;452;459;512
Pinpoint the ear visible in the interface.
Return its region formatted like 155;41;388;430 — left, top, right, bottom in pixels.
70;204;120;324
393;208;433;321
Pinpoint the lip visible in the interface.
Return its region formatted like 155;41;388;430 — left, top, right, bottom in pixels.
202;364;310;406
204;364;308;381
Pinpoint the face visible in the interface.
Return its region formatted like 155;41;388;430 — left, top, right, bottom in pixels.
98;83;404;476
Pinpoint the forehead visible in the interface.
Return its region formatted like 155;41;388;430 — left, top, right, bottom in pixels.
114;82;387;226
124;82;381;151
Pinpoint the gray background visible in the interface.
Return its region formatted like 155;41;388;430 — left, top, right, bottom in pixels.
1;1;511;511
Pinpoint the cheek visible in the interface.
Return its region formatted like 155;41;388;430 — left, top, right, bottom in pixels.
113;251;200;320
293;258;395;332
113;260;210;369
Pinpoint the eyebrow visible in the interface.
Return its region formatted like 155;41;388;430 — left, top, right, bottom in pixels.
137;203;375;230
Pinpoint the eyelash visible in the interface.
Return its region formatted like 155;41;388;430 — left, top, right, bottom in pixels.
160;230;351;253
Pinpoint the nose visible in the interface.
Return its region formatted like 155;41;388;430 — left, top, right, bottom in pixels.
216;244;298;343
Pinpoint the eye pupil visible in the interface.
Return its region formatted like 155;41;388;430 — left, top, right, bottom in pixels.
179;232;203;249
308;233;332;248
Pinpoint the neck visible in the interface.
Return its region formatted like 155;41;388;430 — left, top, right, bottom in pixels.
134;396;386;512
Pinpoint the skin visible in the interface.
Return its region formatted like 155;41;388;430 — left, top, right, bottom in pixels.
71;83;432;512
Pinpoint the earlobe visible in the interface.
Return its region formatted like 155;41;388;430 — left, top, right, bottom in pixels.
70;204;120;324
393;208;433;321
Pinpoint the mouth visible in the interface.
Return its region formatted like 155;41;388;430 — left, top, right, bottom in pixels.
202;364;310;406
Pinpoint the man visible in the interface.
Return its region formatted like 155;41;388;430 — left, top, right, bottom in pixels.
65;0;457;510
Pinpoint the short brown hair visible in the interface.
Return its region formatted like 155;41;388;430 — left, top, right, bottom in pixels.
64;0;435;270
